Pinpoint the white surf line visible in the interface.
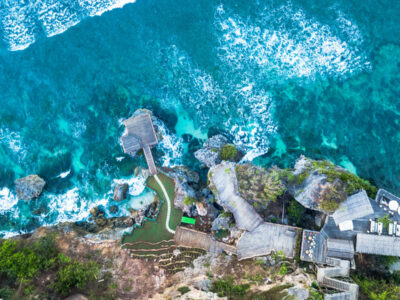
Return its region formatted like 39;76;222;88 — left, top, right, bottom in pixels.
154;174;175;234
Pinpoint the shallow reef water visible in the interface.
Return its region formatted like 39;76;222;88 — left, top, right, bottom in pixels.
0;0;399;236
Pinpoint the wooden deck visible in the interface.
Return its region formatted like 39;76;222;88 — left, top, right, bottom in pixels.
121;112;158;175
143;145;157;175
174;226;236;255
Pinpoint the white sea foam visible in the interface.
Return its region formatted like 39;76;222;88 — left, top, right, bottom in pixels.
153;118;184;167
57;170;71;178
161;45;276;160
0;187;18;212
215;3;370;81
113;175;146;196
0;128;27;160
1;0;136;51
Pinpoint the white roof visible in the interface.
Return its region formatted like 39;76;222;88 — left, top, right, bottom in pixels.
339;220;354;231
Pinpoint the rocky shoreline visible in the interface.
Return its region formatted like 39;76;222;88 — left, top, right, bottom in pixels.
1;133;396;300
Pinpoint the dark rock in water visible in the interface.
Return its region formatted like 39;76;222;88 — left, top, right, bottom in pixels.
15;175;46;200
109;205;118;214
90;206;99;217
113;183;129;201
123;218;134;227
94;216;108;227
188;137;201;154
33;206;49;215
182;133;193;143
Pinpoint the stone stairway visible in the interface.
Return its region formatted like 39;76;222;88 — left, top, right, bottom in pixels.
317;258;358;300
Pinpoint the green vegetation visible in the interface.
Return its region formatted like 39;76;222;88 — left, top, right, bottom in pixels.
0;235;103;298
236;164;286;205
215;229;230;239
219;144;238;161
378;215;391;230
352;272;400;300
272;250;286;261
295;171;309;185
52;254;99;296
278;263;288;275
319;185;342;212
311;159;377;198
287;199;305;226
184;196;197;206
210;276;250;298
177;286;190;295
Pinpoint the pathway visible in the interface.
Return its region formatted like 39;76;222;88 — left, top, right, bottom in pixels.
154;174;175;234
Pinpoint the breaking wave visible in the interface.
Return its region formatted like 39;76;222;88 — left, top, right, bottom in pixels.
215;3;370;81
0;0;136;51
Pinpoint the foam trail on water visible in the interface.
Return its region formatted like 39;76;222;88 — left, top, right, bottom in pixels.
0;0;136;51
215;3;370;81
0;187;18;212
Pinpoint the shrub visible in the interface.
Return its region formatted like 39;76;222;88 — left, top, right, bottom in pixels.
278;263;288;276
378;215;391;230
210;276;250;297
52;255;99;296
215;229;230;239
219;144;238;161
184;196;197;206
352;272;400;300
0;234;59;283
178;286;190;295
287;199;305;226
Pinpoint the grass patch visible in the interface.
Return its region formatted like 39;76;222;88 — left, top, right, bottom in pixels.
210;276;250;298
121;173;182;248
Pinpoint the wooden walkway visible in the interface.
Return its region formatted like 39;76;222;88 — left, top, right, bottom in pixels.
174;226;236;255
143;145;157;175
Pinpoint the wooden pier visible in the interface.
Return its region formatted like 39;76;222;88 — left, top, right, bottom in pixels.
120;112;158;175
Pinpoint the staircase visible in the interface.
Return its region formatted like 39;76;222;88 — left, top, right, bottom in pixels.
317;258;359;300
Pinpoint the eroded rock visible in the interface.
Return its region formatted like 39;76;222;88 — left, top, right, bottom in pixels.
15;175;46;200
113;183;129;201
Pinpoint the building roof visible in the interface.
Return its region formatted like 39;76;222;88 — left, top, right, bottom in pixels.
300;230;327;263
237;222;298;260
356;233;400;256
121;113;158;154
332;190;373;225
326;238;354;260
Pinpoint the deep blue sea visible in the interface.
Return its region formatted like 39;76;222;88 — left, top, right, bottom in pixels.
0;0;399;237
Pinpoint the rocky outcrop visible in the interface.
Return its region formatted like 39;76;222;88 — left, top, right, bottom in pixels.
195;135;228;167
288;155;376;213
113;183;129;201
15;175;46;200
167;166;201;217
195;135;243;168
130;199;159;226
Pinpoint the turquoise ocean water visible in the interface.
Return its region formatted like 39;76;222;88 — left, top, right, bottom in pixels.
0;0;399;237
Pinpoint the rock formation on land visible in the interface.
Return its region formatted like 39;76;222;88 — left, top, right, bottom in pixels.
288;155;377;213
15;174;46;200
